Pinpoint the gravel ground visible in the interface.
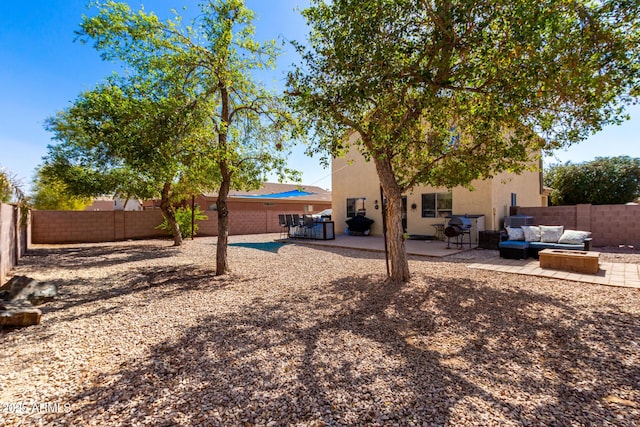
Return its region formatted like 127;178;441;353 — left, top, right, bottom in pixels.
1;234;639;426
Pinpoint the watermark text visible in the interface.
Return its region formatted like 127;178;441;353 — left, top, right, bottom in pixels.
1;401;71;415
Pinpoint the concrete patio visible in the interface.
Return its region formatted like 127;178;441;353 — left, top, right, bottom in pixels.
286;234;470;257
468;257;640;289
286;234;640;288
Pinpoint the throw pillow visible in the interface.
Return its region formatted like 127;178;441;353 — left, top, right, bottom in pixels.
539;225;564;243
558;229;591;245
506;226;525;241
521;225;541;242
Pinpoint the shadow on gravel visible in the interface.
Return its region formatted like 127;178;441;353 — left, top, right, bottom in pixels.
286;242;391;261
22;243;178;270
40;265;223;324
48;273;640;426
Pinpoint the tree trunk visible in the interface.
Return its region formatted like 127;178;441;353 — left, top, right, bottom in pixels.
215;164;231;275
215;82;232;276
160;182;182;246
374;157;410;282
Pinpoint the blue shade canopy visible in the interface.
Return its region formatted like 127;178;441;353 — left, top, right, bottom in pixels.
239;189;315;199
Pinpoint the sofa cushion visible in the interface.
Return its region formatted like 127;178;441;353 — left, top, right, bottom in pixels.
521;225;541;242
539;225;564;243
558;229;591;245
506;226;525;241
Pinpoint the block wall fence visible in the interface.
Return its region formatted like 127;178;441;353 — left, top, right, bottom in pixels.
2;201;634;283
514;204;640;247
31;200;331;244
0;203;28;285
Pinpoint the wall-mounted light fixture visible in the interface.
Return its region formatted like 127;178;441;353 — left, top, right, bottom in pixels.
411;203;417;211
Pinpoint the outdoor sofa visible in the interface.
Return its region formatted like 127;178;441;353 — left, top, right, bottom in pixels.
499;225;592;259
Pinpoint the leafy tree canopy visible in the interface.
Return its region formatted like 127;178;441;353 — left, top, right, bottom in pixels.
30;166;91;210
45;78;212;201
44;75;213;244
0;166;25;204
288;0;640;282
45;0;301;252
545;156;640;205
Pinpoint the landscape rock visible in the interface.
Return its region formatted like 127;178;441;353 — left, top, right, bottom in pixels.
0;275;57;305
0;300;41;327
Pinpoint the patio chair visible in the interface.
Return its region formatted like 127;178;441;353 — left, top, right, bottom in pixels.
278;214;289;239
285;214;297;237
432;223;445;241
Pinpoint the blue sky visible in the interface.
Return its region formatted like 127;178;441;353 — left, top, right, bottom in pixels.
1;0;638;194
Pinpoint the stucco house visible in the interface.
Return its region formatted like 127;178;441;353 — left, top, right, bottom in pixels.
332;143;547;242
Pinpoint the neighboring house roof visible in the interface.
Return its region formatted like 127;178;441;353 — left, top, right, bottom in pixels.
203;182;331;203
85;195;143;211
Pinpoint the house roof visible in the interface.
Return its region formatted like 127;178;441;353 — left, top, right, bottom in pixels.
203;182;331;202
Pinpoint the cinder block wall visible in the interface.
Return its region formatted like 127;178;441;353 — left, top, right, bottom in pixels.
32;210;167;244
1;204;15;284
123;211;166;239
590;204;639;247
31;201;331;244
0;203;28;285
516;204;640;247
32;211;117;243
514;206;578;229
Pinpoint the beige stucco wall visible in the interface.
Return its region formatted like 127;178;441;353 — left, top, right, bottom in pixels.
332;144;385;235
332;142;543;236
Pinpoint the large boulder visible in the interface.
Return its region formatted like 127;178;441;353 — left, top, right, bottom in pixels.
0;276;56;328
0;275;57;305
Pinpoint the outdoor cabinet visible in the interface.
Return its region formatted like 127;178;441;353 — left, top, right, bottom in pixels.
479;230;505;250
315;221;335;240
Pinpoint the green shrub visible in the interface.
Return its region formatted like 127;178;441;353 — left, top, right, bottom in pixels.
157;206;208;238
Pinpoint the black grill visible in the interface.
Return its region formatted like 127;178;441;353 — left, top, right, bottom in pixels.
346;215;374;235
447;216;472;231
445;216;472;248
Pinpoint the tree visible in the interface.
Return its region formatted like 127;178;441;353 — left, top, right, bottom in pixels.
0;166;29;228
288;0;640;282
30;166;91;210
545;156;640;205
157;206;208;239
48;0;299;257
0;166;25;204
45;79;214;246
